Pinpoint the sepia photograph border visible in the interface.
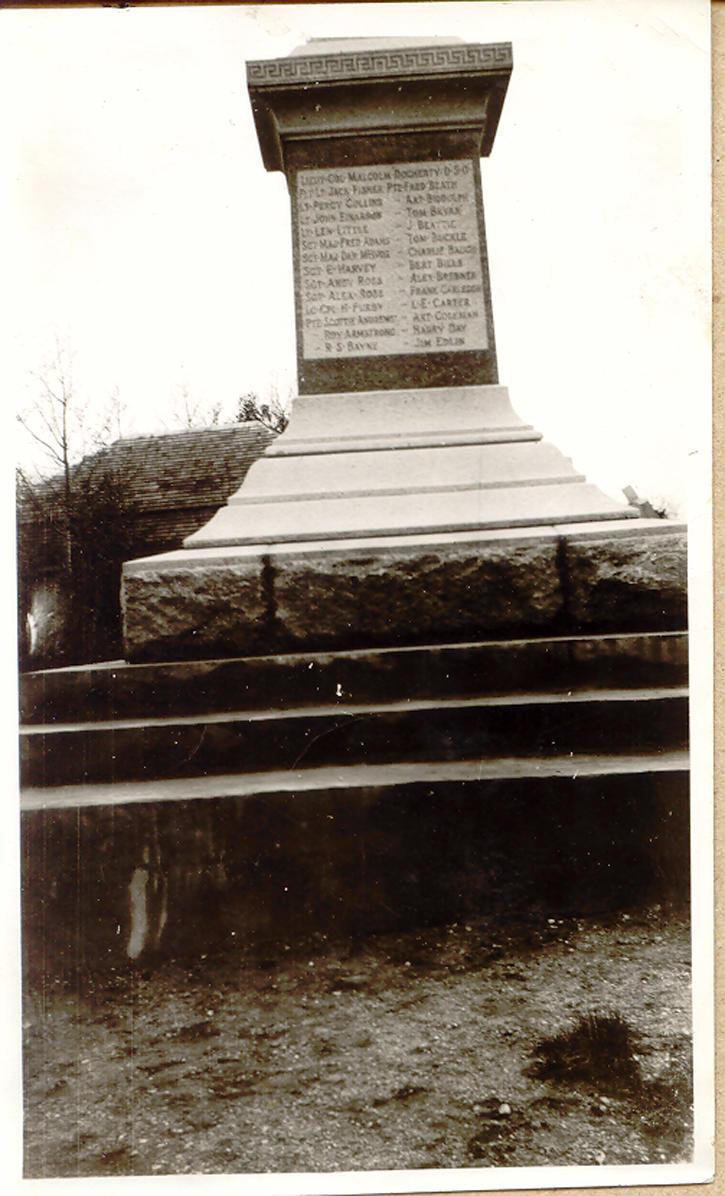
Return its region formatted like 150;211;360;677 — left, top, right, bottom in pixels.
0;1;717;1193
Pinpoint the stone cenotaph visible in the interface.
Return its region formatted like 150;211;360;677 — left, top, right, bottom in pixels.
22;38;689;980
122;38;686;660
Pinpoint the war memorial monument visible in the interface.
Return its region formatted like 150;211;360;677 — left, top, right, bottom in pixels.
17;31;696;1181
21;37;688;983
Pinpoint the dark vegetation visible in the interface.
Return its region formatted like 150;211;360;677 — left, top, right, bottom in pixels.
16;351;277;670
17;453;135;669
529;1011;641;1085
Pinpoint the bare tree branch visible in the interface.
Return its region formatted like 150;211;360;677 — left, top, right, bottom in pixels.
16;415;66;469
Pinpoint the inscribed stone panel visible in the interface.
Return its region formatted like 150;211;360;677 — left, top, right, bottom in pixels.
296;159;488;360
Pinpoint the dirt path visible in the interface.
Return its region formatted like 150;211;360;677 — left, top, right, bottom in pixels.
23;905;692;1177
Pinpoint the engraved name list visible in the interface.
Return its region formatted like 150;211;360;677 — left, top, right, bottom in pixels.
296;160;489;360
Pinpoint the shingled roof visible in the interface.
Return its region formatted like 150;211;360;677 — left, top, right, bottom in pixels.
102;422;273;513
18;422;274;556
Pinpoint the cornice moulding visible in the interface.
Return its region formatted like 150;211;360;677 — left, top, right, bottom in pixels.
247;43;513;88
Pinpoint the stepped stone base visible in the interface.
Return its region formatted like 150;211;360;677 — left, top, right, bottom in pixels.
122;518;686;662
183;387;636;548
20;629;689;974
20;631;689;726
84;378;692;972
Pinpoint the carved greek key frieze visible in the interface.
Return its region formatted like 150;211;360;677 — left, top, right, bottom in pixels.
247;43;512;86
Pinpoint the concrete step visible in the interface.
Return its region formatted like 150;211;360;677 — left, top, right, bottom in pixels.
20;686;688;788
184;479;636;548
230;440;585;505
21;749;690;812
265;385;540;457
20;630;688;726
21;752;690;972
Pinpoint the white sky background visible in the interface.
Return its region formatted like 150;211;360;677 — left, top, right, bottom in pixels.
2;0;711;516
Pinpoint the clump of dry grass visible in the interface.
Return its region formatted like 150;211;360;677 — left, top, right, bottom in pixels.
529;1012;641;1086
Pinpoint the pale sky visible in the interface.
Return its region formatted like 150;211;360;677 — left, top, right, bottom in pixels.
2;0;711;515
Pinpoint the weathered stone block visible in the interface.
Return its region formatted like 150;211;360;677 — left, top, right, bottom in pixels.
122;552;268;662
272;531;563;649
121;523;688;661
565;529;687;630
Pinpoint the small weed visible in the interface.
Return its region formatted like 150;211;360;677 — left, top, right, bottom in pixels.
529;1012;640;1087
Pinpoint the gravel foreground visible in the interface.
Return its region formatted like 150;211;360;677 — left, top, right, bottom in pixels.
23;906;692;1177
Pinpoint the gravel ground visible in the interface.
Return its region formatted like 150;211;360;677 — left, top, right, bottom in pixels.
23;904;692;1178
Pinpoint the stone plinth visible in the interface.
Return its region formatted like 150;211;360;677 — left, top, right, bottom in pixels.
183;385;637;551
122;519;686;662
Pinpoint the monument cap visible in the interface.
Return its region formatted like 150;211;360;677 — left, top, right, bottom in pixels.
247;39;513;173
